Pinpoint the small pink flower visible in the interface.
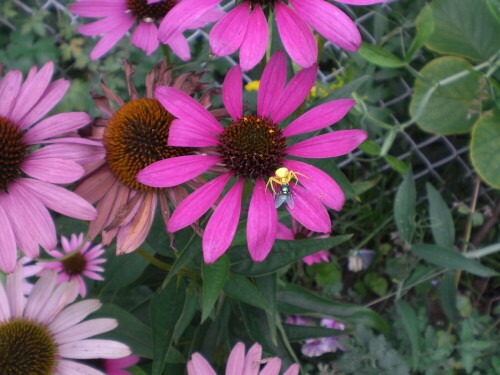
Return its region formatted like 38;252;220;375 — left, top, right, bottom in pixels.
302;318;348;357
39;233;106;297
0;263;131;374
276;219;330;265
0;62;98;273
138;52;367;263
69;0;223;60
187;342;299;375
158;0;389;70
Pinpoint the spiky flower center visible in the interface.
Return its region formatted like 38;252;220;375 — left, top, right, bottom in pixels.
62;252;87;276
104;98;192;192
126;0;175;21
0;116;27;192
218;115;286;179
0;319;57;375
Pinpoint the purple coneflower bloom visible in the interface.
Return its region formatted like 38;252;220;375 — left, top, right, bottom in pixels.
276;219;330;265
158;0;389;70
187;342;299;375
0;62;98;273
301;318;348;357
138;51;367;263
69;0;223;60
82;355;140;374
40;233;106;297
0;263;131;374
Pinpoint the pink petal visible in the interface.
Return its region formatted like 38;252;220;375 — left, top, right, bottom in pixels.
242;343;263;375
137;155;221;188
222;65;243;121
9;62;54;125
209;3;251;56
168;119;220;147
270;64;318;123
188;6;225;28
276;222;294;240
49;300;102;334
283;364;300;375
0;204;17;273
106;355;140;369
239;5;268;71
168;33;191;61
21;157;84;184
275;3;317;68
202;179;244;263
257;51;287;118
157;0;222;42
283;159;345;211
0;70;22;118
24;112;91;143
131;21;159;56
69;2;127;17
289;0;361;51
155;87;223;134
260;358;282;375
56;360;105;375
6;264;24;318
18;178;97;220
24;271;57;319
90;16;135;60
187;353;217;375
286;186;331;233
302;250;330;265
283;99;355;137
54;318;118;344
59;339;131;359
226;342;245;375
27;143;105;165
168;172;232;232
0;280;11;321
77;16;124;36
247;178;278;262
286;129;368;158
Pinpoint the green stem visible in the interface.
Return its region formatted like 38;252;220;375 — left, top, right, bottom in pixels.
161;44;172;67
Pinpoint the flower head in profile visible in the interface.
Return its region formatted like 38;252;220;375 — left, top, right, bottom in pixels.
75;61;222;254
158;0;389;70
276;219;330;265
187;342;299;375
82;355;140;374
0;263;131;374
138;51;367;263
39;233;106;297
0;62;98;273
69;0;223;60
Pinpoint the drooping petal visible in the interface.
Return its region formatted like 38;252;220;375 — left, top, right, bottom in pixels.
59;339;131;359
168;33;191;61
23;112;91;143
242;343;263;375
289;0;361;51
209;2;251;57
168;172;232;232
49;300;102;334
225;342;245;375
283;364;300;375
222;65;243;121
137;155;221;188
168;119;220;147
260;358;282;375
286;186;331;233
275;3;317;68
188;6;225;28
69;2;127;17
0;70;22;118
276;222;294;240
131;21;160;56
90;16;135;60
155;87;223;134
247;178;278;262
21;157;84;184
6;264;24;318
270;64;318;123
56;360;106;375
54;318;118;344
335;0;389;5
24;271;57;319
77;16;124;36
283;159;345;211
187;353;217;375
202;179;244;263
286;129;368;158
257;51;287;118
0;204;17;273
0;279;11;321
283;99;355;137
239;5;268;71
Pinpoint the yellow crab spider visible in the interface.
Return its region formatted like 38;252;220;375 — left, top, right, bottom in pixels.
266;167;307;208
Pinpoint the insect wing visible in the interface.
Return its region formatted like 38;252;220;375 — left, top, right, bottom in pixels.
275;192;288;208
285;192;294;209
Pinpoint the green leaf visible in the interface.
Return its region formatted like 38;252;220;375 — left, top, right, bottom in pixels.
314;75;370;105
407;4;435;59
223;274;270;312
470;111;500;188
358;42;406;68
426;0;500;61
411;244;499;277
426;183;455;248
396;300;421;371
283;323;348;342
384;155;409;174
150;280;186;375
162;236;201;287
256;274;278;345
439;270;458;322
277;284;389;334
358;139;381;156
409;57;487;135
201;255;230;322
102;251;149;291
394;171;416;244
173;290;198;343
230;235;352;276
93;304;153;359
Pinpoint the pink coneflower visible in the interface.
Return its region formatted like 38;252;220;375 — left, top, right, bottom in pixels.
276;220;330;265
0;263;131;374
0;62;98;273
301;318;348;357
40;233;106;297
158;0;389;70
187;342;299;375
75;61;223;254
69;0;223;60
138;51;367;263
82;355;140;374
